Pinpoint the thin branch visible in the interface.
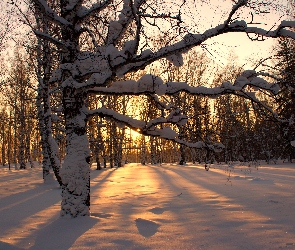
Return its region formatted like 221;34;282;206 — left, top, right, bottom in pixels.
224;0;248;26
239;90;287;123
78;27;99;49
34;30;68;51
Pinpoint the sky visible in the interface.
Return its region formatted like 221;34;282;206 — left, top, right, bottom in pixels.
179;0;292;68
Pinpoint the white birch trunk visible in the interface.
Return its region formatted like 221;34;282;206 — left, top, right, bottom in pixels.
60;112;91;217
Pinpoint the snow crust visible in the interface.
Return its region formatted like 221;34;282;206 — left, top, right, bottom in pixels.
123;40;137;55
137;74;164;93
55;52;114;87
166;109;188;126
140;49;153;59
60;132;91;217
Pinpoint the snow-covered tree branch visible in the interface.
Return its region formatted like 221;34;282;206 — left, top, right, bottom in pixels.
30;0;72;27
86;106;217;150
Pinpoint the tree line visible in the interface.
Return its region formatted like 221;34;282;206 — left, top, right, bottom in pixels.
1;39;294;169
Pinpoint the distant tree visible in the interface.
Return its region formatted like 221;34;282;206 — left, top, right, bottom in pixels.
25;0;65;184
0;109;9;166
275;36;295;161
1;50;37;169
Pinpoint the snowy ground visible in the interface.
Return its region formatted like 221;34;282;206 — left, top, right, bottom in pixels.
0;162;295;250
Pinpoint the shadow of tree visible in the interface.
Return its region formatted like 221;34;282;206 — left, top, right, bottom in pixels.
30;216;99;250
0;241;22;250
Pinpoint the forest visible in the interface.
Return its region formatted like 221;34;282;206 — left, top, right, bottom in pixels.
0;0;294;217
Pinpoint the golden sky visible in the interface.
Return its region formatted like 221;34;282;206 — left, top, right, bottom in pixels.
180;0;292;68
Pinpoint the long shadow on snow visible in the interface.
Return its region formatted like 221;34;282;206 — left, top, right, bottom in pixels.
148;165;271;249
0;183;61;234
0;241;23;250
0;183;58;211
29;216;98;250
158;165;279;211
0;168;41;183
90;167;151;250
0;168;109;236
90;167;119;216
90;167;119;192
152;165;295;232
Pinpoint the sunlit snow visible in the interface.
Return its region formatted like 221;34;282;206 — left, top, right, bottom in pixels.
0;161;294;249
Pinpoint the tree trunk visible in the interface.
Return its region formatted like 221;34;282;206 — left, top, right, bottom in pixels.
60;129;91;217
109;129;114;168
1;124;5;166
26;120;35;168
178;125;186;165
140;135;146;165
42;144;51;178
8;112;12;170
179;144;186;165
150;136;157;164
60;86;91;217
96;152;101;170
36;74;62;184
19;119;26;170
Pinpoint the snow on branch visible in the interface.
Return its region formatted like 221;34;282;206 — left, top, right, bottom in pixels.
105;0;146;51
85;69;285;125
118;14;295;76
106;0;134;45
77;0;112;20
31;0;295;82
86;107;209;149
31;0;72;27
244;21;295;40
87;106;145;130
63;0;80;11
88;71;279;96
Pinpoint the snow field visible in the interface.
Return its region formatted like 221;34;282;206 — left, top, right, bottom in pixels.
0;162;294;249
